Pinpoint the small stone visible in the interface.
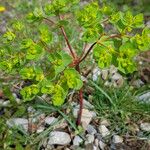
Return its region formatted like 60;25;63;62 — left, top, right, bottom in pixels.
98;125;110;137
99;140;106;150
64;148;71;150
85;134;95;144
109;65;117;75
93;145;98;150
81;109;95;130
46;144;54;150
138;92;150;103
112;135;123;144
48;131;71;145
6;118;28;132
101;69;108;80
45;117;57;125
28;106;36;113
83;99;94;109
132;79;144;88
73;107;96;130
73;136;83;146
37;126;45;133
85;143;94;150
2;101;10;106
88;95;93;101
73;107;79;118
30;112;45;123
129;123;139;133
140;122;150;132
112;73;122;81
100;119;110;127
86;124;97;135
54;119;68;129
93;67;101;81
94;138;99;147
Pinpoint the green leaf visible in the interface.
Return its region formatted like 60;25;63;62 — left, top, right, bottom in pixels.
3;31;16;41
93;41;115;69
34;67;44;81
64;68;83;90
39;24;53;44
20;66;44;81
82;24;103;42
20;84;39;102
48;51;72;75
117;42;137;73
27;8;43;23
133;13;144;28
12;21;24;31
110;11;122;23
21;39;34;49
26;44;43;60
20;67;35;80
138;27;150;51
119;42;137;58
57;20;69;27
76;2;102;28
52;84;67;106
44;3;55;16
41;79;54;94
122;11;133;26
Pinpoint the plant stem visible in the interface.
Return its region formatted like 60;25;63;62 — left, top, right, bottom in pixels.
77;88;83;125
78;42;97;64
75;64;84;126
109;34;122;39
43;17;55;25
59;15;76;59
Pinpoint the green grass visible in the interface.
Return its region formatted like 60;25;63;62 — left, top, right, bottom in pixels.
89;80;150;135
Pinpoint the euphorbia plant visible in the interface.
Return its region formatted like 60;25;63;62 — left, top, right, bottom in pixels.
0;0;150;125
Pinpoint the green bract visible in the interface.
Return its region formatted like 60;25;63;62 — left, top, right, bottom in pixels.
64;68;83;90
20;84;39;102
0;0;149;106
39;24;53;44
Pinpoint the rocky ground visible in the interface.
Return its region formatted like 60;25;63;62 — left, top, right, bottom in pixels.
1;95;149;150
0;1;150;149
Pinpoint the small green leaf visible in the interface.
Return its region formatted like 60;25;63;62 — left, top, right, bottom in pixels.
27;8;43;23
12;21;24;31
3;31;16;41
57;20;69;27
26;44;43;60
52;84;67;106
20;67;35;80
20;84;39;102
39;24;53;44
41;79;54;94
21;39;34;49
64;68;83;90
133;13;144;28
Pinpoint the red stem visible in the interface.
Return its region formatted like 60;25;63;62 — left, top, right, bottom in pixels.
75;64;83;126
59;15;76;59
108;34;122;39
78;42;97;64
77;88;83;125
43;17;55;25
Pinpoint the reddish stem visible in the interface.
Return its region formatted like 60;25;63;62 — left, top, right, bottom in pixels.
78;42;97;64
59;15;76;59
75;64;83;126
43;17;55;25
77;88;83;125
108;34;122;39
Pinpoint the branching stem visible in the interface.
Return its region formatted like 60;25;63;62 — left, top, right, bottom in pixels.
78;42;97;64
59;15;76;59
